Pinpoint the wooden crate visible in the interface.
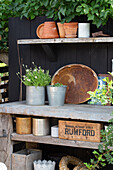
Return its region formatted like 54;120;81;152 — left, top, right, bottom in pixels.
12;149;42;170
59;120;102;142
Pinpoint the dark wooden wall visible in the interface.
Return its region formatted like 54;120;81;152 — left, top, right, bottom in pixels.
8;16;113;102
8;16;113;169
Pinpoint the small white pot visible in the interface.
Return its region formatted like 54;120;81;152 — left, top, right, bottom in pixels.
78;23;90;38
51;125;59;138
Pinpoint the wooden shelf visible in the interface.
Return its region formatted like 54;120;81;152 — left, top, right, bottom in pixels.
17;37;113;45
11;133;101;149
0;101;112;122
17;37;113;62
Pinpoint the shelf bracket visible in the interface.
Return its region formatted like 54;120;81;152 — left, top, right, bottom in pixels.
41;44;57;62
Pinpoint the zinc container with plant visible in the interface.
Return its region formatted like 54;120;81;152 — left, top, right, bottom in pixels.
17;62;51;105
47;83;67;106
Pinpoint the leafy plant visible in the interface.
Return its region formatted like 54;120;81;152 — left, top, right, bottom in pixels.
0;0;12;52
1;0;113;52
15;0;113;28
84;72;113;170
87;72;113;106
50;83;64;87
17;62;51;86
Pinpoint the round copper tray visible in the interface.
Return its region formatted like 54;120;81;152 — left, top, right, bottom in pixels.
51;64;98;104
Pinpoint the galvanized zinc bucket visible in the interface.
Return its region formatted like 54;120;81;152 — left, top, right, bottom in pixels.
47;86;67;106
26;86;45;105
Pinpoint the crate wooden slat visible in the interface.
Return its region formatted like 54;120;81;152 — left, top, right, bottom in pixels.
12;149;42;170
17;37;113;45
11;133;102;149
0;101;112;122
59;120;102;142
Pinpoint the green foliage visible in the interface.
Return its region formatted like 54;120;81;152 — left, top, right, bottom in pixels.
17;62;51;87
88;72;113;106
15;0;113;27
85;114;113;169
50;83;64;87
1;0;113;51
0;0;12;52
84;72;113;170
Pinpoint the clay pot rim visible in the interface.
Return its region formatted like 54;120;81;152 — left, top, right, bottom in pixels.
64;22;78;25
44;21;56;24
36;23;44;38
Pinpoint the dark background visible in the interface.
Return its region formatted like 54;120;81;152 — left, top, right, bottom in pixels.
9;16;113;169
8;16;113;102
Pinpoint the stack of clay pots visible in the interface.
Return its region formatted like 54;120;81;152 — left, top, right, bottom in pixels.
36;21;78;39
36;21;90;38
57;22;78;38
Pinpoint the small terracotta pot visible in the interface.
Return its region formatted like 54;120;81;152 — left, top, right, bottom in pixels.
63;22;78;38
41;21;59;39
57;23;65;38
36;23;44;38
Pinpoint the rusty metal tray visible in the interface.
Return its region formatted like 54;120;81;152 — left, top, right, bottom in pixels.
51;64;98;104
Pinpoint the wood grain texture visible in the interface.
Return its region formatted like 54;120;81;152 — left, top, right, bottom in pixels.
90;44;107;74
0;114;13;170
17;37;113;44
0;101;112;122
12;149;42;170
8;17;30;102
59;120;102;142
11;133;101;149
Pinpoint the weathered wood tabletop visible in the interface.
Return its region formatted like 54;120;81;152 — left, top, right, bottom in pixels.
0;101;112;122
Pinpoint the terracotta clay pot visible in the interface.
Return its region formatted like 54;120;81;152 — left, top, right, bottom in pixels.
63;22;78;38
36;23;44;38
41;21;59;39
57;23;65;38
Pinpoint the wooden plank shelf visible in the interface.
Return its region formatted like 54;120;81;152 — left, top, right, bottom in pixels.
11;133;101;149
0;101;112;122
17;37;113;44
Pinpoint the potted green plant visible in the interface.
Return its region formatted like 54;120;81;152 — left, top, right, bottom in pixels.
84;72;113;169
87;73;113;106
17;62;51;105
47;83;67;106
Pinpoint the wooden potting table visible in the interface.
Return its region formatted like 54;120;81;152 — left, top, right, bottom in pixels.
0;101;112;169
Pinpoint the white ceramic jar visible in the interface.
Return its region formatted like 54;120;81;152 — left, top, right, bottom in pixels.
78;23;90;38
51;125;59;138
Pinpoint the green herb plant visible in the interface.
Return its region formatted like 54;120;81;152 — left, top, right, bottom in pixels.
84;72;113;170
51;83;64;87
17;62;51;87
